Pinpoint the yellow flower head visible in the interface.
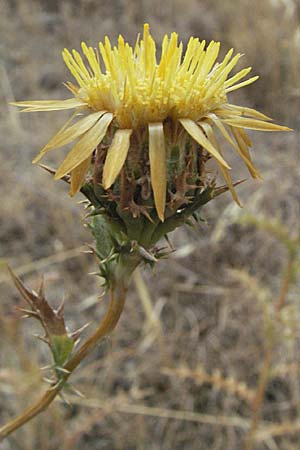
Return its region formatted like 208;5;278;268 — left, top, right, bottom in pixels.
13;24;290;221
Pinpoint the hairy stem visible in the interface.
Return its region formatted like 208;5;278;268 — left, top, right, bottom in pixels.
0;269;130;441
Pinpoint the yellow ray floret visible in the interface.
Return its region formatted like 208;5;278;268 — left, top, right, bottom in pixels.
149;123;167;222
12;23;291;220
70;156;92;196
103;129;132;189
33;111;106;163
54;112;113;179
200;120;242;207
11;98;85;112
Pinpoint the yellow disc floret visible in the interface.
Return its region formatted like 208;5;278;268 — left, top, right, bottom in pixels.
62;25;258;128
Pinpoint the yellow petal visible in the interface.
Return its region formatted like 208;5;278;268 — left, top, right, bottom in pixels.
225;76;259;93
222;117;291;131
81;43;102;78
230;126;262;179
225;104;273;121
208;114;260;179
55;113;113;179
33;112;77;163
238;128;252;147
10;98;85;112
218;163;242;206
62;49;88;88
179;118;231;169
69;156;91;196
200;121;242;207
102;129;132;189
229;126;252;158
33;111;106;163
224;67;252;88
204;54;242;99
149;123;167;222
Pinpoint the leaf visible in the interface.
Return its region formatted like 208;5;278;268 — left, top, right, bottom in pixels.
9;267;67;337
90;214;117;260
51;335;74;367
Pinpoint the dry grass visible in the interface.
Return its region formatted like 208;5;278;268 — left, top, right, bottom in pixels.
1;0;300;449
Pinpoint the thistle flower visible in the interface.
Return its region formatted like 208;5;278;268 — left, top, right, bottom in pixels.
13;24;290;221
0;26;293;440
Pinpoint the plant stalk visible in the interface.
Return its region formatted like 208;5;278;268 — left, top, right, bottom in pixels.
0;267;131;441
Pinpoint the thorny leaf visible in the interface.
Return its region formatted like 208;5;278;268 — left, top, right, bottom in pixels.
9;267;67;337
8;268;88;375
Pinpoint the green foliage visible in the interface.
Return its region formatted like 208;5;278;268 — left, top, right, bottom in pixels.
51;335;74;371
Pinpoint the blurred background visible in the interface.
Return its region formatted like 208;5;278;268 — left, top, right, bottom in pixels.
0;0;299;449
